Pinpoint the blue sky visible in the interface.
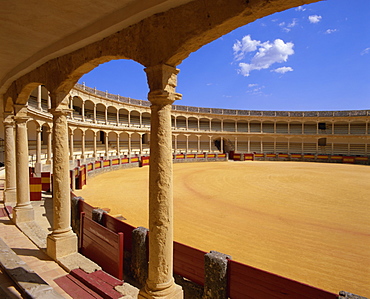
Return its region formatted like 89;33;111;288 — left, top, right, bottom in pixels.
79;0;370;111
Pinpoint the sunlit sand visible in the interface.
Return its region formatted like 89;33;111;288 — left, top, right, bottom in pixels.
75;161;370;296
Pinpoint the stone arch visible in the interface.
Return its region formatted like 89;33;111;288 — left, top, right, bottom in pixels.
84;100;95;122
96;103;106;124
107;105;118;125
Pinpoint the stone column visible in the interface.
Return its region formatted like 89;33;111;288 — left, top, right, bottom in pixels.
34;127;42;176
93;105;97;123
209;136;212;152
220;137;224;153
13;106;34;223
105;108;108;125
139;133;143;155
81;131;85;159
46;127;52;164
197;135;201;152
47;106;77;260
185;135;189;153
105;132;109;158
116;133;120;156
173;135;177;153
93;131;97;158
81;101;85;122
3;114;17;204
139;64;183;299
128;134;132;156
235;137;238;152
37;85;42;110
69;130;74;160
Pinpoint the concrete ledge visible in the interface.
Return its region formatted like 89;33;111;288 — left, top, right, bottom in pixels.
0;238;64;299
16;220;48;250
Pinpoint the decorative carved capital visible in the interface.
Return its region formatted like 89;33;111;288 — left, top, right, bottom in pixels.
145;64;182;105
49;108;73;117
3;113;14;126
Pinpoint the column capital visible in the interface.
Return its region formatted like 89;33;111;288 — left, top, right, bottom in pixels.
3;113;15;126
145;64;182;105
49;108;73;116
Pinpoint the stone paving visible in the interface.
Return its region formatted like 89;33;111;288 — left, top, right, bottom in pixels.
0;172;72;298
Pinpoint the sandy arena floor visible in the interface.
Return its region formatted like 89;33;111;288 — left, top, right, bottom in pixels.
75;161;370;297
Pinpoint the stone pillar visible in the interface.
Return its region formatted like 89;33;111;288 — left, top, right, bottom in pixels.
46;127;52;164
234;137;238;152
139;64;183;299
93;105;97;123
197;135;201;152
209;136;212;152
105;132;109;158
92;131;97;158
220;137;224;153
139;133;143;155
37;85;42;110
203;251;231;299
13;106;34;223
69;130;74;160
173;135;177;153
116;133;120;156
34;127;42;176
105;108;108;125
185;135;189;153
128;134;132;156
3;114;17;204
81;131;85;159
47;106;77;260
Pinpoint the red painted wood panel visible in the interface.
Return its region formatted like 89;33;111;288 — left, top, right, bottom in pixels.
173;242;206;286
103;213;135;253
80;214;124;280
228;260;337;299
70;269;122;299
54;275;104;299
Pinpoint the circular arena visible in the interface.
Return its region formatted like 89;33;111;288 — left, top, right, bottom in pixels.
75;160;370;297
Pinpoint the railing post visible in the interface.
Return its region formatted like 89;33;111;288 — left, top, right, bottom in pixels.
203;251;231;299
132;226;149;287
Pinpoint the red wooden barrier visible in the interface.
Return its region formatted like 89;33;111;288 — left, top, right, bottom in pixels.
331;155;343;161
186;154;195;159
218;153;226;158
244;154;254;161
112;158;120;166
278;153;289;159
121;157;129;164
80;213;124;280
254;153;264;158
41;172;51;192
173;242;206;286
304;154;315;159
79;200;96;220
87;163;93;172
131;157;139;163
95;161;101;169
103;160;110;168
343;156;355;164
266;153;276;158
102;213;136;253
79;165;87;189
317;155;329;160
355;156;368;162
228;260;337;299
30;177;42;201
207;153;216;158
290;154;302;159
233;153;242;161
140;156;150;167
175;154;185;159
197;154;205;159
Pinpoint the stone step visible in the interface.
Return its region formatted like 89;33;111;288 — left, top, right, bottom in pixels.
55;269;124;299
0;238;64;299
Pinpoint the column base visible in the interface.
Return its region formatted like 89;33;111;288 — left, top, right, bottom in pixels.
3;189;17;205
47;231;78;260
139;282;183;299
13;206;34;223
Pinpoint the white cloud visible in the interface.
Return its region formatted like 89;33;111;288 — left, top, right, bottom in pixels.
248;83;258;88
324;29;337;34
272;66;294;74
296;6;306;12
361;47;370;55
235;37;294;77
309;15;322;24
233;35;261;61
